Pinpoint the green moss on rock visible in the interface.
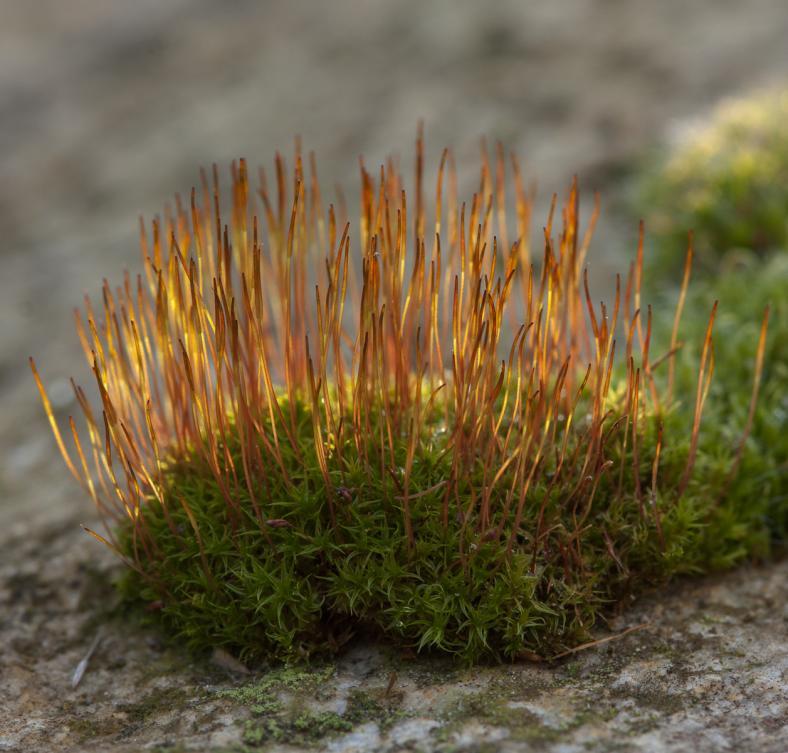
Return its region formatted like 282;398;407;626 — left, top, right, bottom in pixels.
637;89;788;277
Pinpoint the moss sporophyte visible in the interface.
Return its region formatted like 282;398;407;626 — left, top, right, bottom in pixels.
32;133;780;665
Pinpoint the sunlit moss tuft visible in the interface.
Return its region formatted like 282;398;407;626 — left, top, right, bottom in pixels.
33;134;781;664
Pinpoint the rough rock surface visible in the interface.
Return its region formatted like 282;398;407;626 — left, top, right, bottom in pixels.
1;512;786;752
1;1;786;751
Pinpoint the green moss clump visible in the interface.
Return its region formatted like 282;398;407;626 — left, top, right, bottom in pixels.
655;254;788;555
637;90;788;276
37;138;785;668
117;377;780;665
633;89;788;558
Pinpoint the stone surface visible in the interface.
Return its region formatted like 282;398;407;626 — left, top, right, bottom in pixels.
0;511;785;752
0;1;786;751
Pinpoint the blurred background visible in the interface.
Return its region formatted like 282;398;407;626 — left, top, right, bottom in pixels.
1;0;787;530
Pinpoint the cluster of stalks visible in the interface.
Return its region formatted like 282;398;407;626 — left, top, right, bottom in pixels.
32;133;767;662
